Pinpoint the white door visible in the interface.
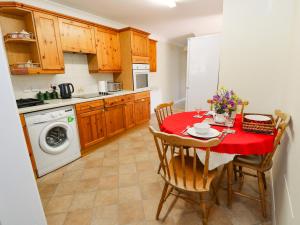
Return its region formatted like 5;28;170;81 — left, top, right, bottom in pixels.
186;34;221;111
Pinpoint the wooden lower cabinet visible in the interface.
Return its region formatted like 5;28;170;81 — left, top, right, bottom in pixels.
105;105;126;137
134;97;151;125
75;91;150;150
20;114;37;177
124;101;135;129
77;109;106;150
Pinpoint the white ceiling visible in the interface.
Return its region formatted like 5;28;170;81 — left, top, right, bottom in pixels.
51;0;223;46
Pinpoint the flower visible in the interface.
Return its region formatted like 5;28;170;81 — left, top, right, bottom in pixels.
212;87;241;114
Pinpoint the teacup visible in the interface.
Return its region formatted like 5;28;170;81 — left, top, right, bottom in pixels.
194;122;210;134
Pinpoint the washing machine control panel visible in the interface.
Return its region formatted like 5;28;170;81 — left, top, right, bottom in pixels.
25;107;75;126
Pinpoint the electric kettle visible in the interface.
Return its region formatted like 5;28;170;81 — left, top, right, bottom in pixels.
58;83;74;99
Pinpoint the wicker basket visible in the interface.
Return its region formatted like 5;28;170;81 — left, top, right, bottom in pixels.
242;113;275;134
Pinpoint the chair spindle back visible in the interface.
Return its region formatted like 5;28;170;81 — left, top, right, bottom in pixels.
154;102;174;128
149;126;220;190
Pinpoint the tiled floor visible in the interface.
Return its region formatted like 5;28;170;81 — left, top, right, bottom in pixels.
37;106;273;225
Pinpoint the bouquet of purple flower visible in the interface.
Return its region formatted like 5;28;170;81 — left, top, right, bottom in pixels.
212;87;242;114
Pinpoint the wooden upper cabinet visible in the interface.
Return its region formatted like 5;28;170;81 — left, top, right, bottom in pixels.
34;12;64;71
58;18;96;54
131;31;149;57
149;39;157;72
88;28;121;73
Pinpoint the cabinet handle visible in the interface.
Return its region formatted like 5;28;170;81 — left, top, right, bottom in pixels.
141;99;145;102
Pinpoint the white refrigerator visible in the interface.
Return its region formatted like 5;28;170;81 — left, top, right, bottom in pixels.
185;34;221;111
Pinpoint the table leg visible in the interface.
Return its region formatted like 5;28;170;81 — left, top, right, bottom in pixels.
227;161;233;208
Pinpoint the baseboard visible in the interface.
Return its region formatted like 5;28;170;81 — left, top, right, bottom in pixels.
270;169;277;225
174;98;186;105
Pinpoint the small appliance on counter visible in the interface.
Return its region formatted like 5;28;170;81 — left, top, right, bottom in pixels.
107;81;122;92
98;81;122;93
58;83;74;99
16;98;45;108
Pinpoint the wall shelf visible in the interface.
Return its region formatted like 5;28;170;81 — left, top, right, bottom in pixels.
4;38;36;43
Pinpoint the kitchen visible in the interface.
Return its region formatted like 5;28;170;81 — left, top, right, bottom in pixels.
1;1;300;225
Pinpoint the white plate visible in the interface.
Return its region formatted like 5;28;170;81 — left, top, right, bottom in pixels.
187;127;220;139
245;114;271;122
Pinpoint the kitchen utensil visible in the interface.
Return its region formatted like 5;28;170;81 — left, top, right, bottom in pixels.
44;91;51;100
58;83;74;99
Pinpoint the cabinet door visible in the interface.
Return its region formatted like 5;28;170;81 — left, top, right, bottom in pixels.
59;18;96;54
105;105;126;137
20;115;37;177
96;29;121;71
124;101;135;129
77;109;106;149
134;98;150;124
131;31;149;57
34;12;64;71
149;39;157;72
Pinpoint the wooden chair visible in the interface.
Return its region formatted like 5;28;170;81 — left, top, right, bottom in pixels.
154;102;174;128
149;126;221;225
232;110;290;218
207;99;249;114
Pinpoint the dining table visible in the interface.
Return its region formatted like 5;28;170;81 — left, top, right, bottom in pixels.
160;111;276;207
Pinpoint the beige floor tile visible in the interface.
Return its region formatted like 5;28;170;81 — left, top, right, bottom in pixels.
119;186;142;203
54;181;79;196
62;169;83;182
138;171;159;184
101;165;119;176
46;213;67;225
98;175;119;190
81;168;102;180
45;195;73;214
65;159;86;172
92;205;118;225
136;160;155;172
103;157;119;166
64;209;93;225
119;173;139;187
94;189;119;206
119;163;137;174
69;191;96;211
140;182;163;200
38;183;58;198
41;197;50;209
84;158;103;168
118;200;145;225
76;179;99;193
119;155;136;164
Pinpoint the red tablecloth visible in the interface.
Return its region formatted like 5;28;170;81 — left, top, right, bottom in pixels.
161;111;275;155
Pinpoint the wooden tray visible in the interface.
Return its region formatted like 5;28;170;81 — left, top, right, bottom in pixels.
203;117;235;128
242;113;275;134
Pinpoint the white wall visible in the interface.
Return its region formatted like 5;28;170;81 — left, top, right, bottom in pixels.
0;28;47;225
149;41;186;111
220;0;293;113
220;0;300;224
11;53;113;98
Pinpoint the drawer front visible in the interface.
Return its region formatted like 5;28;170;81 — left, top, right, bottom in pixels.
76;100;104;114
134;91;150;100
104;94;134;107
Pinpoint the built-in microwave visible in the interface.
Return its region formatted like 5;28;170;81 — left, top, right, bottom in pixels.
132;64;150;91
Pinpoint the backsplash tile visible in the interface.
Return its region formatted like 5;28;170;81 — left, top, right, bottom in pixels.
11;53;113;99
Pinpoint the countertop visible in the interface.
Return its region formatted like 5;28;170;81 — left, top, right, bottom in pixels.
19;89;151;114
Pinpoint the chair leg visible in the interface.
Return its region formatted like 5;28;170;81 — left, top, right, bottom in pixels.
234;165;238;181
211;183;220;205
257;172;267;218
238;166;243;179
157;163;162;174
227;162;233;208
156;182;169;220
262;172;267;190
200;192;208;225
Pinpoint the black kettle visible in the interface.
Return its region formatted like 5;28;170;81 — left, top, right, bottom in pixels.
58;83;74;99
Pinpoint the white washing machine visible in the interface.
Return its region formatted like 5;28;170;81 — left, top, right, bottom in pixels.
25;106;81;177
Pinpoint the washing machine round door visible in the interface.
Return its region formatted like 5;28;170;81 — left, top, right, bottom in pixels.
39;122;73;154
